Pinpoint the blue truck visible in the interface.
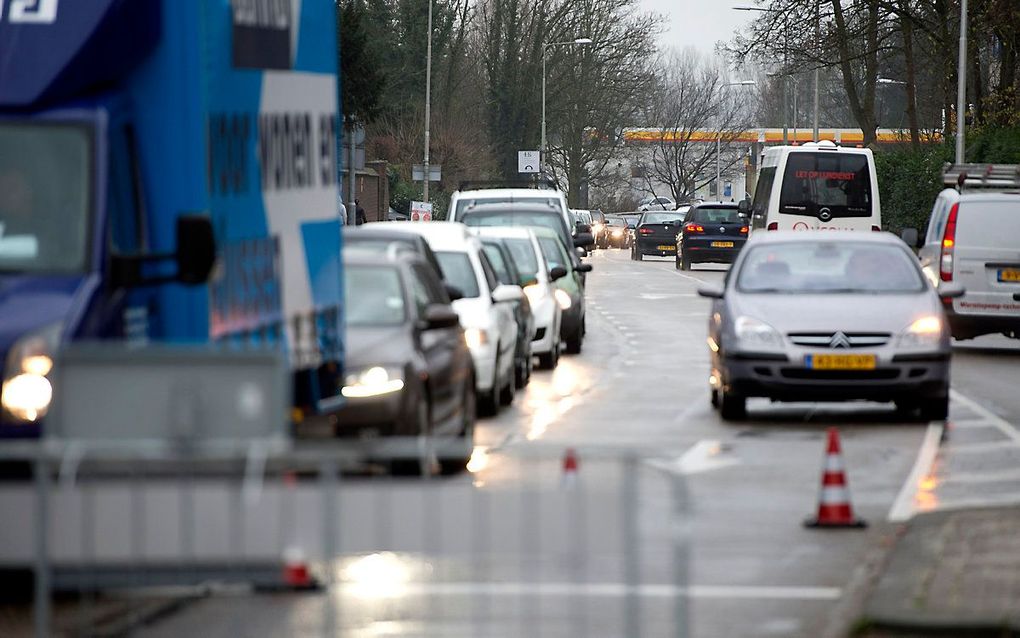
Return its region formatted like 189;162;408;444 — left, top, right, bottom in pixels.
0;0;345;438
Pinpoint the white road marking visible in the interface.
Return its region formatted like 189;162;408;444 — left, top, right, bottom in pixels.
943;440;1020;454
949;419;999;429
646;440;740;476
949;389;1020;443
888;421;944;522
335;581;841;601
939;468;1020;484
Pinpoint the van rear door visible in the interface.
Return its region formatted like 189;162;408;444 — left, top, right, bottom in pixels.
777;152;875;231
952;198;1020;317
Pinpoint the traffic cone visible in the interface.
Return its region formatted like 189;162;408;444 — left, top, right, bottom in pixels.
562;448;579;489
279;471;318;589
804;428;867;529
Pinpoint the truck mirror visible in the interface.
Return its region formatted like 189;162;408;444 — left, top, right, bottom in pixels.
176;216;216;285
738;199;751;215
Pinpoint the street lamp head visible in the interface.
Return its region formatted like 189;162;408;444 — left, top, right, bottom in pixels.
877;77;906;85
574;38;593;45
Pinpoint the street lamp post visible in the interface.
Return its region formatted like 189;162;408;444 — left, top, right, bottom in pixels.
717;80;756;201
956;0;968;164
423;0;434;202
541;38;593;175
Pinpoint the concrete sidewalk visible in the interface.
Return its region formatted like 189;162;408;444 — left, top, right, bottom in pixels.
862;507;1020;636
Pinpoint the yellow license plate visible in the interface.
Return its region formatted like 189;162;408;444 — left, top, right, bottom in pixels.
998;268;1020;282
657;245;675;251
711;241;735;248
806;354;876;370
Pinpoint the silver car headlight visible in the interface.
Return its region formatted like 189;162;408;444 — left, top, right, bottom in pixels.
341;366;405;398
2;322;62;423
897;316;944;349
734;316;784;352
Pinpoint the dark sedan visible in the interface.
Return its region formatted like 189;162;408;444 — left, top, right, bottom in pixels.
676;202;749;270
335;252;476;474
631;211;685;260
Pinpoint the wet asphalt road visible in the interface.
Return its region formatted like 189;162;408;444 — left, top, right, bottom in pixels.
137;247;1020;638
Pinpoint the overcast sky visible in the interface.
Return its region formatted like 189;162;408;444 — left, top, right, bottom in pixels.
639;0;755;60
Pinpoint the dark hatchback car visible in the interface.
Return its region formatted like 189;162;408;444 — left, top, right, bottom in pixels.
344;225;464;300
676;202;749;270
335;252;476;473
479;236;536;387
631;211;685;260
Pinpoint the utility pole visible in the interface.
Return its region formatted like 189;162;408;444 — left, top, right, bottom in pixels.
813;2;820;141
956;0;968;164
423;0;433;201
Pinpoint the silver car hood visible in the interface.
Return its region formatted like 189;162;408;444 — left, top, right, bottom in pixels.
730;292;940;335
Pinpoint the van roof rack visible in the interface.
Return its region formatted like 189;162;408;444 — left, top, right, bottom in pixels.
942;163;1020;190
458;178;559;192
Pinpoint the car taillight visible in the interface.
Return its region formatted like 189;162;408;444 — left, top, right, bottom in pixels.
684;223;704;234
767;222;778;231
871;225;882;232
638;227;654;235
940;203;959;281
740;226;749;234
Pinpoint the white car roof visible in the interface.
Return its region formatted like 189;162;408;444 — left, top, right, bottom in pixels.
471;226;537;241
379;221;479;251
747;230;904;246
455;188;564;199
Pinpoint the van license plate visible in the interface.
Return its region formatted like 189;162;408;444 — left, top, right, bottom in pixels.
711;241;734;248
805;354;876;370
997;268;1020;283
657;245;675;251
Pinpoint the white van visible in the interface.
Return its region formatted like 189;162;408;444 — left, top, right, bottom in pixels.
448;186;575;239
745;141;882;232
913;167;1020;340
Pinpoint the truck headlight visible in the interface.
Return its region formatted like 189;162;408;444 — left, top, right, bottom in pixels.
897;316;943;349
341;366;404;398
734;316;784;352
2;322;61;423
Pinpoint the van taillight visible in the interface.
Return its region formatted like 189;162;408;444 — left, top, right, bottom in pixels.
940;203;959;281
767;222;778;231
871;225;882;232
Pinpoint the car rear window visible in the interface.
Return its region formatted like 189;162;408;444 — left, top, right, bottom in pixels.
641;212;683;224
779;152;872;218
692;207;741;224
435;251;480;298
460;209;571;244
606;217;627;227
737;242;924;294
345;266;406;326
455;196;559;218
955;199;1020;246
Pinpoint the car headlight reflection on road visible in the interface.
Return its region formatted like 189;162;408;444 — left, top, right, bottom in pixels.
554;288;572;310
342;366;404;398
897;316;943;349
734;316;784;351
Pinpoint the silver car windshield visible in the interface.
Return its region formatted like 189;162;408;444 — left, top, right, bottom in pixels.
736;242;925;294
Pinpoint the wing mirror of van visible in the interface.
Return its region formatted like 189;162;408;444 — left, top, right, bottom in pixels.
111;214;216;288
737;199;751;215
900;228;921;249
937;282;965;298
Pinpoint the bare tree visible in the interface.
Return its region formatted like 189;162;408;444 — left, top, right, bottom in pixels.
635;51;753;203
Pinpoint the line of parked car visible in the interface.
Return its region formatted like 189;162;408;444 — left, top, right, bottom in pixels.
328;183;596;473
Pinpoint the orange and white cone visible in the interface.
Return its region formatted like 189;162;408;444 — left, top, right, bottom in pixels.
804;428;867;529
282;545;314;588
562;448;579;489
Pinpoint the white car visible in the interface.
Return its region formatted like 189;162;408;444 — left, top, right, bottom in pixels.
912;171;1020;340
385;222;522;413
639;196;676;211
472;227;564;369
447;187;575;243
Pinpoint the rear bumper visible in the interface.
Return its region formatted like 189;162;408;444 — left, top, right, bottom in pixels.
636;237;676;255
720;354;950;401
681;238;745;263
946;304;1020;338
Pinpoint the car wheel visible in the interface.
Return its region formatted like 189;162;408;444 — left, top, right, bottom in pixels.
478;355;500;417
391;399;433;476
441;379;476;475
719;386;746;421
680;254;691;271
564;322;583;355
499;357;516;406
538;342;559;369
919;395;950;421
675;254;681;270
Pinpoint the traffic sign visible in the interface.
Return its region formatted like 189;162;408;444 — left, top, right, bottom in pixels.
412;165;442;182
410;201;433;222
518;150;539;174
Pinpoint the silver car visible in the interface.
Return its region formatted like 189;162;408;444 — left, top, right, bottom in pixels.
698;232;964;422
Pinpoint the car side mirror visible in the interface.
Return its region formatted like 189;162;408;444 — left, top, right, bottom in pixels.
697;285;725;299
491;284;523;304
900;228;920;249
444;283;464;302
575;263;593;273
549;265;568;282
937;282;965;298
737;199;751;215
423;304;461;330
